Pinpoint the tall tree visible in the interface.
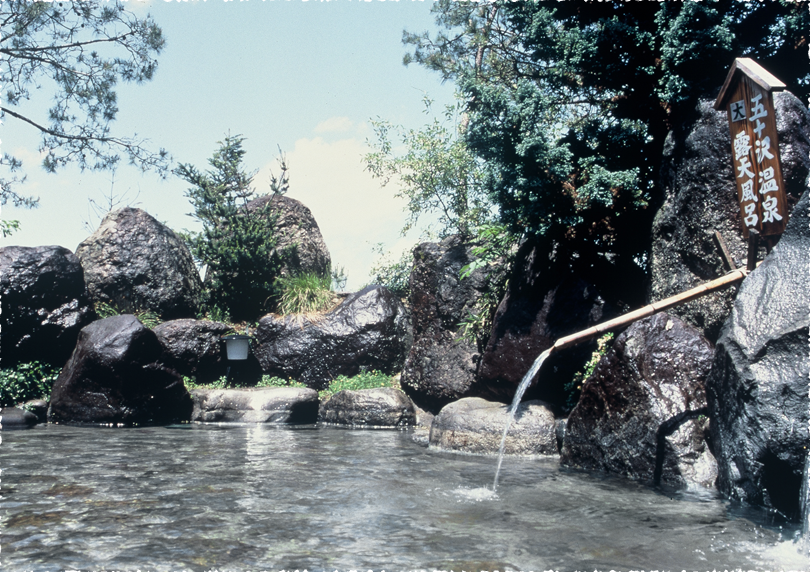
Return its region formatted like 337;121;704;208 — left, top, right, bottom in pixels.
177;135;289;321
404;0;809;296
0;0;169;235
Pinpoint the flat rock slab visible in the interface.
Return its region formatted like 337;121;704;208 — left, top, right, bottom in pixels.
191;387;319;424
429;397;557;456
319;387;416;428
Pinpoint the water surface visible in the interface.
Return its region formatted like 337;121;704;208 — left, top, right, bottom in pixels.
1;424;807;571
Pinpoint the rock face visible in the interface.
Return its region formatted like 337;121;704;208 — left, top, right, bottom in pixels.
429;397;557;456
48;315;193;424
190;387;319;423
649;92;810;342
76;207;202;319
319;387;415;428
246;194;331;279
254;285;411;390
0;245;95;367
153;319;263;386
707;189;810;520
474;239;614;407
400;235;497;413
561;313;717;489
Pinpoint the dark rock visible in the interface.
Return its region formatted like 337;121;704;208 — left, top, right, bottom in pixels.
474;239;615;407
429;397;557;456
153;319;261;385
254;285;411;390
23;399;49;423
649;92;810;342
319;387;415;428
48;315;193;424
0;245;95;368
245;194;331;279
707;189;810;520
76;207;202;319
1;407;39;428
561;313;717;489
401;235;498;412
190;387;319;423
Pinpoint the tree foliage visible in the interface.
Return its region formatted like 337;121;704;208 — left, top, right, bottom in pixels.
177;135;289;321
0;0;169;232
404;0;809;287
364;97;495;240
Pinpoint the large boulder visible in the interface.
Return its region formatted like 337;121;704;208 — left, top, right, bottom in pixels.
48;315;193;424
76;207;202;319
706;189;810;521
473;239;616;407
254;285;411;390
400;235;498;413
429;397;558;456
190;387;319;424
561;313;717;489
0;245;95;368
245;194;331;279
319;387;415;428
649;91;810;342
152;319;261;386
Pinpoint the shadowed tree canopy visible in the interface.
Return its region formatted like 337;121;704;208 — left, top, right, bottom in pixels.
0;0;169;234
404;0;809;295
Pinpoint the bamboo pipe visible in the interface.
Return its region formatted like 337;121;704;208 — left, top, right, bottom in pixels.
551;267;752;353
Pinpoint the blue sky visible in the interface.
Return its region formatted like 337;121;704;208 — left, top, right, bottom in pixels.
1;0;457;291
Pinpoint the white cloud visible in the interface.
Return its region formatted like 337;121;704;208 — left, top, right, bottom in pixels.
313;117;355;134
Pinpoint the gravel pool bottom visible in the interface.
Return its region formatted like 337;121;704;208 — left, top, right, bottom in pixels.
1;424;807;572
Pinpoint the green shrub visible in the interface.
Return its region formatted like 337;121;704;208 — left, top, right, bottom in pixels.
93;301;162;329
564;333;615;412
0;362;61;407
367;243;413;299
319;370;396;401
257;375;307;389
275;272;334;315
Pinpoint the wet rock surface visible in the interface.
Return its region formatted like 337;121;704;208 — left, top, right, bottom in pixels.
190;387;319;424
48;315;193;424
319;387;415;428
153;319;262;386
1;407;39;428
649;92;810;342
429;397;557;456
254;285;411;390
76;207;202;319
707;190;810;520
401;235;496;413
0;245;95;367
245;194;331;279
561;313;717;489
474;239;614;406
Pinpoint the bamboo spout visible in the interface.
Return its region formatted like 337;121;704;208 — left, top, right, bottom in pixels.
550;267;751;354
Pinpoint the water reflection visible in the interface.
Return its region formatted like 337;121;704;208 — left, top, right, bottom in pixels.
1;423;807;571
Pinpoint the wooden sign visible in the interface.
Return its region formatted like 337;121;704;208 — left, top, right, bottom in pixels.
714;58;789;238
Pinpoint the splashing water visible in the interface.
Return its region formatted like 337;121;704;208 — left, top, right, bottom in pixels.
492;348;552;491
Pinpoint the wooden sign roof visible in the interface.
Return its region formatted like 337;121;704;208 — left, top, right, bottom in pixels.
714;57;786;110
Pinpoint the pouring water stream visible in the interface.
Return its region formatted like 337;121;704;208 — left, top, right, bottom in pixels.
492;348;552;491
